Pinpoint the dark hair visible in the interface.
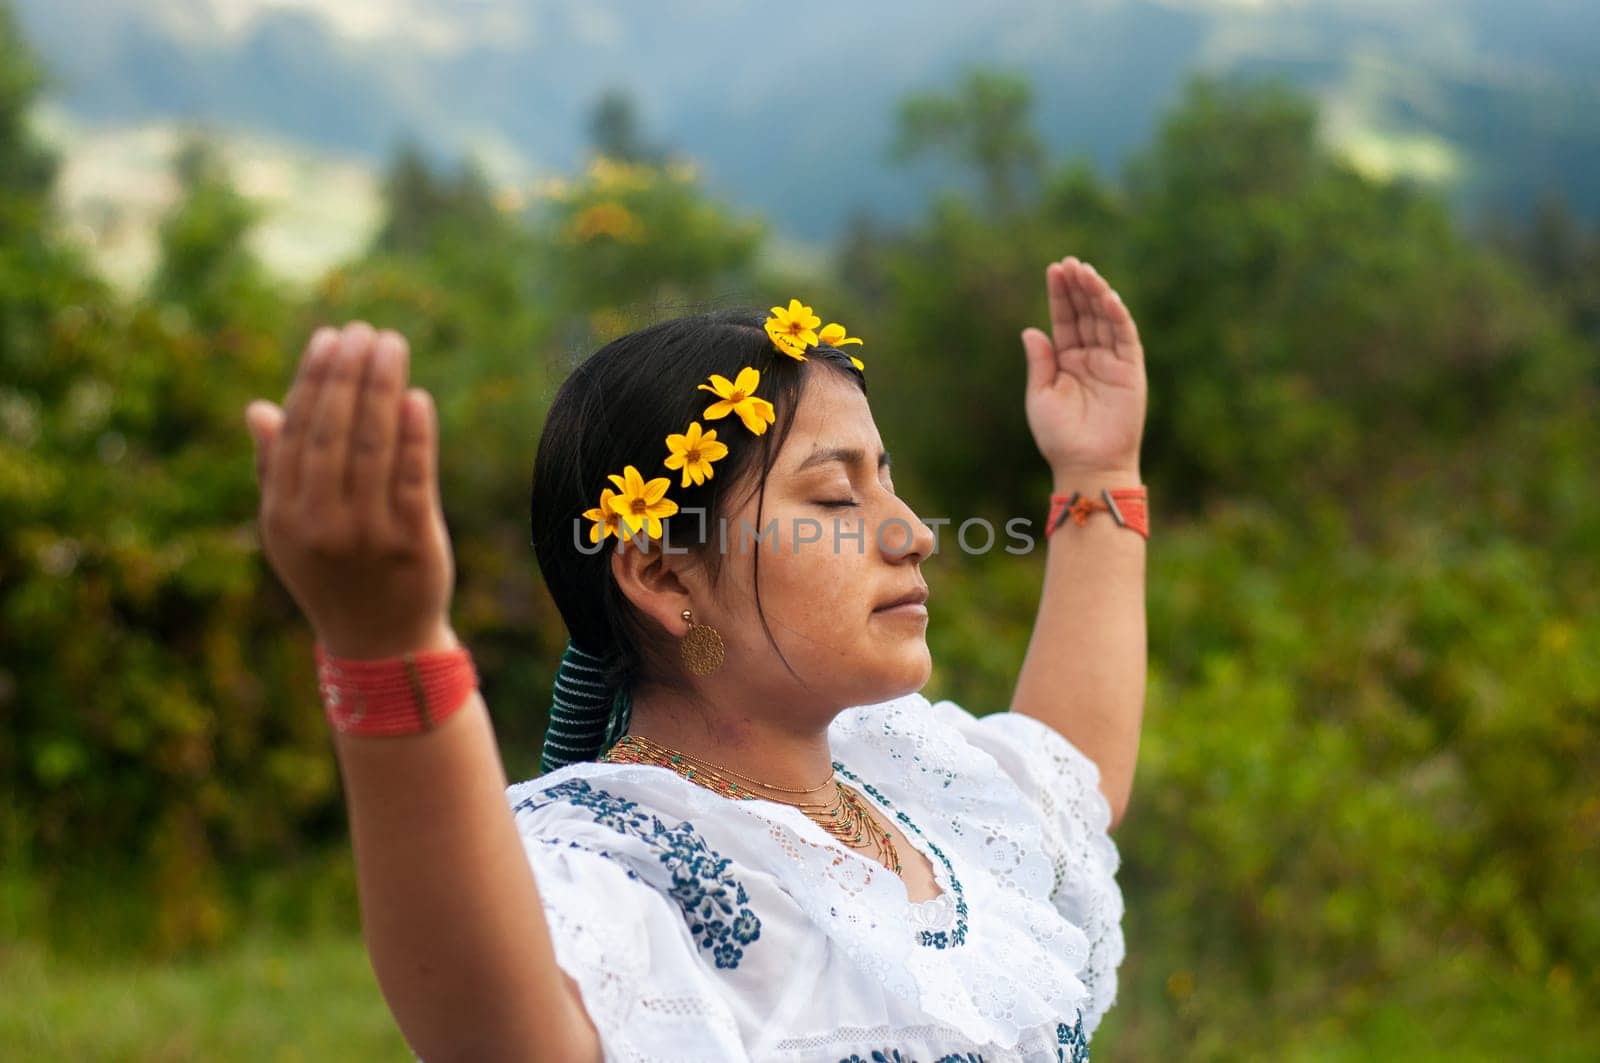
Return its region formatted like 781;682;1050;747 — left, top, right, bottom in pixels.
530;307;866;724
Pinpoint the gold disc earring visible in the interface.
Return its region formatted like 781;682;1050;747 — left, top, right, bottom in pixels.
678;608;725;676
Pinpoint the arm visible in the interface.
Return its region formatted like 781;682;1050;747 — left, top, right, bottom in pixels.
1009;465;1145;831
333;641;601;1063
1012;256;1149;832
245;323;600;1062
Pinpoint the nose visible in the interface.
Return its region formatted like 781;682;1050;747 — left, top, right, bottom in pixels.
881;494;936;563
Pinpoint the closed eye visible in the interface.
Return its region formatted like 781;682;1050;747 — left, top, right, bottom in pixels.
815;499;859;508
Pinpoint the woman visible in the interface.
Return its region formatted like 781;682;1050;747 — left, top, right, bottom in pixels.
243;254;1147;1062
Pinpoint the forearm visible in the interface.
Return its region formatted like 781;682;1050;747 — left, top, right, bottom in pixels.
1008;467;1147;831
332;631;597;1062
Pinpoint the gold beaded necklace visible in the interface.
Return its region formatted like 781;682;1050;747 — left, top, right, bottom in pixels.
599;733;903;876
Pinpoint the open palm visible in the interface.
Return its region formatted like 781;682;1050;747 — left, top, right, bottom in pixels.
1021;255;1147;475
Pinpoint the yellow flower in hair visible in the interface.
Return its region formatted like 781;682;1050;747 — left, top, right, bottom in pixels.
765;298;821;360
697;367;776;435
819;322;863;348
663;421;730;488
605;464;679;541
849;355;864;372
582;487;623;543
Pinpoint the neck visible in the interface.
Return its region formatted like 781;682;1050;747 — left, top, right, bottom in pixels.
622;683;837;794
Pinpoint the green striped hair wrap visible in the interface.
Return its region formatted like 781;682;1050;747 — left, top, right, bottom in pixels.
539;639;632;775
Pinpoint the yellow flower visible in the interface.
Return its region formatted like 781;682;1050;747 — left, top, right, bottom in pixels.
764;298;821;360
605;464;679;541
849;355;864;372
663;421;730;488
697;366;776;435
819;322;863;348
581;487;623;544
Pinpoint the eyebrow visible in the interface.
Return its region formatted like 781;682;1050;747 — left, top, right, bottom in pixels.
795;445;892;474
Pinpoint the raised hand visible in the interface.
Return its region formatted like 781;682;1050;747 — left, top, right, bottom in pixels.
1020;256;1147;478
244;322;458;659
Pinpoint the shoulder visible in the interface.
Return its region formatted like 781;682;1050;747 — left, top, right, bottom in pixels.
505;761;747;883
508;762;653;830
508;758;767;832
835;691;1110;828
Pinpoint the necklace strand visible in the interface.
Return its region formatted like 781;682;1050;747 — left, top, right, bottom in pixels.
612;734;835;795
600;734;902;875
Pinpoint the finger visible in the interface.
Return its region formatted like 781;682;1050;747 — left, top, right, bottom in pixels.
301;321;376;511
1061;258;1101;346
391;387;438;531
276;327;341;499
244;400;285;491
1047;261;1082;351
1020;327;1056;394
1100;285;1142;362
1080;262;1116;349
348;330;410;522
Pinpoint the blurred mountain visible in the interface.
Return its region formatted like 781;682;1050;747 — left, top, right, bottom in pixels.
14;0;1600;253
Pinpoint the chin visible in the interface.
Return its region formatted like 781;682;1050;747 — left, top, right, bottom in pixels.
867;643;933;703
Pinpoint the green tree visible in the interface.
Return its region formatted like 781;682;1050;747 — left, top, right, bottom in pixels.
1116;73;1590;519
892;67;1046;215
372;138;449;255
535;154;762;319
1486;191;1600;347
0;2;56;217
587;87;664;165
147;136;278;334
372;137;505;258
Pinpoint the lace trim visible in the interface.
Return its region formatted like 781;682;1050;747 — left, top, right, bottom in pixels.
767;1008;1090;1061
833;758;969;948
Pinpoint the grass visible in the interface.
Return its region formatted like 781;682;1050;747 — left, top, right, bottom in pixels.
1091;944;1600;1062
0;930;410;1062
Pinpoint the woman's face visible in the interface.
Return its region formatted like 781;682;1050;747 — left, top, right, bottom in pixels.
658;365;937;721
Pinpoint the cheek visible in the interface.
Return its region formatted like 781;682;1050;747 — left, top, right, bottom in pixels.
765;543;859;621
716;507;883;660
741;541;866;649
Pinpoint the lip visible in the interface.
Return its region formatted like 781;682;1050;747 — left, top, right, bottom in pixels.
873;587;930;613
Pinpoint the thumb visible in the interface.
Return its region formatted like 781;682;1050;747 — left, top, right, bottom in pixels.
1020;327;1056;394
244;400;284;486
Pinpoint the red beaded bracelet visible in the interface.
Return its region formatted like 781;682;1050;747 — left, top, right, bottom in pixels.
1046;486;1149;540
314;640;480;737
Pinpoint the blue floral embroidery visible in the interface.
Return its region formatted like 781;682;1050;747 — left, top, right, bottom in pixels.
837;1051;982;1063
833;760;969;949
1056;1009;1091;1062
515;778;762;969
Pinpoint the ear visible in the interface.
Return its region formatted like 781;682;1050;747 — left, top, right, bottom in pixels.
609;535;698;637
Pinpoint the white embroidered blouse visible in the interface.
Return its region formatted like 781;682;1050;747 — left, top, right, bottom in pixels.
506;690;1126;1062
